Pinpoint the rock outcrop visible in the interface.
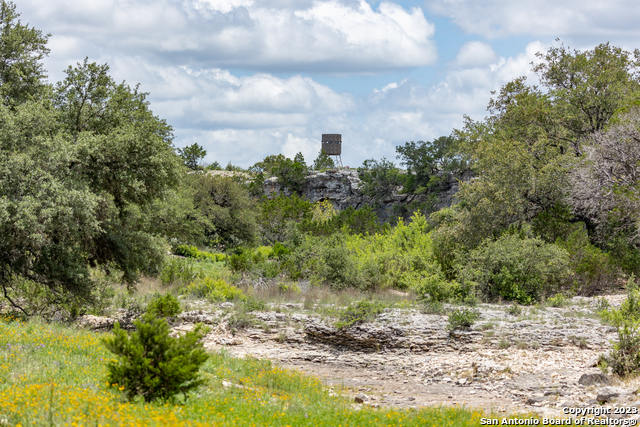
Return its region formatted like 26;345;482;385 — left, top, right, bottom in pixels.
264;169;472;218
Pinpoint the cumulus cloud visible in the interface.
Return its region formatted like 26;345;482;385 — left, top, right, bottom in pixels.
455;41;498;68
21;0;437;73
428;0;640;40
162;42;543;167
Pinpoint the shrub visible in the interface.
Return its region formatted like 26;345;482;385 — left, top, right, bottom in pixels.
147;293;181;317
456;233;571;304
556;228;618;295
599;277;640;376
160;257;203;287
547;293;567;308
102;312;209;402
184;277;245;302
175;245;226;263
335;300;387;329
447;307;480;331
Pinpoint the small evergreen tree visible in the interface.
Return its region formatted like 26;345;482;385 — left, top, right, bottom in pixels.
102;312;209;402
312;149;335;171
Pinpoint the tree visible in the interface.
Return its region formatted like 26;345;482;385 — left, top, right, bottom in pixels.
570;107;640;245
272;153;308;195
177;143;207;170
396;135;464;194
190;174;259;248
0;1;50;106
357;158;404;200
312;149;335;171
448;42;640;249
53;59;182;283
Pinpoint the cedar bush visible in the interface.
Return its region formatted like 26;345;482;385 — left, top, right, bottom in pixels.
102;312;209;402
146;293;181;317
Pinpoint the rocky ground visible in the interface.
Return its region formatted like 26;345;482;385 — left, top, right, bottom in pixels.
79;294;640;419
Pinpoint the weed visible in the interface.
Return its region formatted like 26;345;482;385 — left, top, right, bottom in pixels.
479;322;495;331
422;301;446;315
335;300;387;329
147;293;181;317
505;304;522;316
498;338;511;349
447;307;480;331
547;293;567;308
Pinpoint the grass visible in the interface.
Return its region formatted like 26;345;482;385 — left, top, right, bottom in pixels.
0;315;540;426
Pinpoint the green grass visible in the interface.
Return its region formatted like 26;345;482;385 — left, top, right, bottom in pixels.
0;315;539;426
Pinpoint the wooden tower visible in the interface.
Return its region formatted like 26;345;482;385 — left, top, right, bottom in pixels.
321;134;343;168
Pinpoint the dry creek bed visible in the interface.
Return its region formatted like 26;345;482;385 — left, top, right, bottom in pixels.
78;294;640;420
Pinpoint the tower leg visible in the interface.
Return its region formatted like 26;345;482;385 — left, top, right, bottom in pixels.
332;155;343;169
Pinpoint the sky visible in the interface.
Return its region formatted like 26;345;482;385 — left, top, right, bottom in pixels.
17;0;640;168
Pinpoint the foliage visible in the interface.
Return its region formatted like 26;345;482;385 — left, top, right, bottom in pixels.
259;192;313;243
160;258;204;287
457;233;571;304
334;300;387;329
102;312;209;402
273;153;309;195
177;143;207;170
555;227;618;295
546;293;567;308
0;1;50;106
396;136;465;194
146;293;182;317
570;108;640;246
312;149;336;171
358;157;404;200
449;42;640;252
190;174;259;248
599;277;640;376
447;307;480;331
174;245;226;262
184;277;245;302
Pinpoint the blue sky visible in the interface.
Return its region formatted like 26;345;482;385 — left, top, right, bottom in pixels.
18;0;640;167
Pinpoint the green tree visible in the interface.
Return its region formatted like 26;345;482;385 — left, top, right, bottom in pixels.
396;135;464;194
357;158;404;200
177;143;207;170
54;59;182;283
0;1;50;106
190;174;259;248
447;42;640;250
103;312;209;402
312;149;335;171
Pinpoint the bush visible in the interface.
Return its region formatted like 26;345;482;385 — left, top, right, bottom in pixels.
147;293;181;317
184;277;245;302
335;300;387;329
175;245;226;263
447;307;480;331
556;228;618;295
599;277;640;376
160;257;203;287
102;312;209;402
546;293;567;308
457;233;571;304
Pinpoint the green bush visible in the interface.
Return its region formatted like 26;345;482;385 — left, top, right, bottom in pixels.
147;293;181;317
160;257;203;287
184;277;245;302
457;233;571;304
598;277;640;376
175;245;226;263
102;312;209;402
335;300;387;329
546;293;567;308
556;228;617;295
447;307;480;331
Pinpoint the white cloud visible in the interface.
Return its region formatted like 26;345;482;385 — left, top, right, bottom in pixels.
21;0;437;73
455;41;498;68
428;0;640;40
